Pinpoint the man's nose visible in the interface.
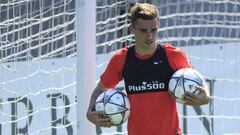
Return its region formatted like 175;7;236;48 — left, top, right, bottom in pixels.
146;31;153;39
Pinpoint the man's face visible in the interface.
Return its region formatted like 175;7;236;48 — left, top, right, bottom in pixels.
130;18;159;50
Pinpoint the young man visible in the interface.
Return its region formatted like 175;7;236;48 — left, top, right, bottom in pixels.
87;3;210;135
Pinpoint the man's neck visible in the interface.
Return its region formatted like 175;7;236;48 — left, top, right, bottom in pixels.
135;44;157;56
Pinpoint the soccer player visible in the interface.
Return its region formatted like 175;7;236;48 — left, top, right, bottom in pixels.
86;3;210;135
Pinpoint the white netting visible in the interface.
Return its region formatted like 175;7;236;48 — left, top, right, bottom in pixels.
154;0;240;47
0;0;76;135
96;0;132;54
1;0;240;135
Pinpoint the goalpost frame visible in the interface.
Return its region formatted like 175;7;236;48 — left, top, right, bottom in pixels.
76;0;96;134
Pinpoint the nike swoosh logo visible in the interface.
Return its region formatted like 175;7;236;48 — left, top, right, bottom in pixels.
154;61;164;65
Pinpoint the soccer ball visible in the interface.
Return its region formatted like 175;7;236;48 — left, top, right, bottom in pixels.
95;89;130;125
168;68;206;104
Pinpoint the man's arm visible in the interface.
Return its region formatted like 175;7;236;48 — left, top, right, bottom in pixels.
86;82;113;127
87;82;105;113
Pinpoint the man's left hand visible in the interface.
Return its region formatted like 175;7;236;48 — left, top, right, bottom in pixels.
182;86;210;106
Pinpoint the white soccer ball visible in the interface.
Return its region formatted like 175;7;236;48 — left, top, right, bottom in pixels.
168;68;206;104
95;89;130;125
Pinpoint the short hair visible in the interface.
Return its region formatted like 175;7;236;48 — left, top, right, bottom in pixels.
130;3;160;24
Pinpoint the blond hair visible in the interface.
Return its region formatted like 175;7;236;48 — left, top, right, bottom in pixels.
130;3;160;24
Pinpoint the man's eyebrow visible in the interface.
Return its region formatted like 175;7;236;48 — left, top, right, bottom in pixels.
138;27;158;30
138;28;147;30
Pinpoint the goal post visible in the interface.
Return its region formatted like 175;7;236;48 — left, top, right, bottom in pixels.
76;0;96;135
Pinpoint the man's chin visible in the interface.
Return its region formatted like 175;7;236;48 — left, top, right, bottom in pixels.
145;42;156;47
145;41;153;45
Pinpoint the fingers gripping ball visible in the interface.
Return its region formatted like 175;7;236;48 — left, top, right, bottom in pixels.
95;89;130;125
168;68;206;104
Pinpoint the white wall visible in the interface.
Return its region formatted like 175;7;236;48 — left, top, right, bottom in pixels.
0;58;77;135
180;42;240;135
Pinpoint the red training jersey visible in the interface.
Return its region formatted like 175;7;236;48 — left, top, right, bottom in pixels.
100;43;192;135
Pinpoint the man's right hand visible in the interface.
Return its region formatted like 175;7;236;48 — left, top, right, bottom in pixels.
86;111;113;127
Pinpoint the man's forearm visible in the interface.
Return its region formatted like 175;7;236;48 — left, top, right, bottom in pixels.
87;88;103;112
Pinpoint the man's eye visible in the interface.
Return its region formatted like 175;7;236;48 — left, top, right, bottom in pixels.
152;29;157;32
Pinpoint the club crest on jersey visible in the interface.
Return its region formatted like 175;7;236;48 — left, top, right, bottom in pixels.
127;81;165;92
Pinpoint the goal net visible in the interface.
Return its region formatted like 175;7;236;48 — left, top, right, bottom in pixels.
1;0;240;135
0;0;76;135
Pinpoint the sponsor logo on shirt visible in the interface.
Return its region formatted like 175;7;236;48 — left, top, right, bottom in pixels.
128;81;165;92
